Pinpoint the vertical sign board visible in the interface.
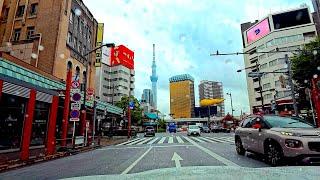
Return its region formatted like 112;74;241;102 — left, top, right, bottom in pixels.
95;23;104;67
70;79;81;122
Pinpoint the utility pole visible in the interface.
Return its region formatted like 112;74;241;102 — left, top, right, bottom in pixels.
256;62;264;110
226;92;234;116
286;54;298;116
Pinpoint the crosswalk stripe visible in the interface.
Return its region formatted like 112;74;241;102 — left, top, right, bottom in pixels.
168;137;174;143
147;137;159;144
198;137;217;143
191;137;205;143
127;138;146;145
214;137;234;143
157;137;166;144
183;136;194;143
116;138;141;146
136;138;153;145
176;136;184;143
205;137;227;143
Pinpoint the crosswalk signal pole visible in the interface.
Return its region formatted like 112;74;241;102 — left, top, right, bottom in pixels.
285;54;298;116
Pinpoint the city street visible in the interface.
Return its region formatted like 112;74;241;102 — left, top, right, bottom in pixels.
0;132;271;180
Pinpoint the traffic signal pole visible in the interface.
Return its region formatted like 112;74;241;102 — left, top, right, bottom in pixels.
285;54;298;116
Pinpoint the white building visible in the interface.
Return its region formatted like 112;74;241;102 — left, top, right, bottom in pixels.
95;45;135;104
241;7;317;112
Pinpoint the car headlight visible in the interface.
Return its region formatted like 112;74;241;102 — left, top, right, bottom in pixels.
285;139;303;148
280;131;301;136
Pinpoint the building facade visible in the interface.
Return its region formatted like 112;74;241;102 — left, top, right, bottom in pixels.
141;89;154;106
198;80;225;116
241;7;317;112
169;74;195;119
0;0;98;89
95;45;135;104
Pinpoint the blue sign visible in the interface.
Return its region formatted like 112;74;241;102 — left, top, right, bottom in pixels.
70;110;80;118
129;101;134;109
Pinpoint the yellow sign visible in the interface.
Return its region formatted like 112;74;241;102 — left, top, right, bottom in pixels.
95;23;104;67
200;98;224;107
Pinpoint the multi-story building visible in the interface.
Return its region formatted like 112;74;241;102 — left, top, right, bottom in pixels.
0;0;98;88
198;80;225;116
169;74;195;119
141;89;154;106
312;0;320;34
95;45;135;104
241;7;317;112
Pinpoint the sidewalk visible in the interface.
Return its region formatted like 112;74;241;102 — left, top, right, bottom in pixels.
0;136;128;173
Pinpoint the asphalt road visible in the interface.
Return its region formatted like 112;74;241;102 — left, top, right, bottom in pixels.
0;132;270;180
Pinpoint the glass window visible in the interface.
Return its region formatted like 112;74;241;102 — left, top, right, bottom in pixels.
278;58;286;64
69;11;74;24
0;93;27;150
269;59;277;67
266;39;274;47
264;116;314;128
243;118;254;128
67;32;73;45
260;63;268;69
30;3;38;16
263;83;271;89
275;80;280;87
16;5;25;17
13;28;21;41
2;8;9;21
26;26;35;40
30;101;50;146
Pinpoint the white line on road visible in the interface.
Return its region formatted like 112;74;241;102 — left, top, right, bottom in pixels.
116;138;141;146
157;137;166;144
198;137;217;143
147;137;159;144
137;138;153;145
176;136;184;143
121;147;153;174
214;137;235;143
100;144;194;150
205;137;228;143
168;137;174;143
183;136;240;167
127;138;146;145
191;137;205;143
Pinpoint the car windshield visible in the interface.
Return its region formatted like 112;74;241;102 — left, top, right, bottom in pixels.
1;0;320;179
189;125;198;129
264;116;315;128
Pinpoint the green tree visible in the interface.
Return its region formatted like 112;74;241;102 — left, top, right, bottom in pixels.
115;95;143;125
291;36;320;110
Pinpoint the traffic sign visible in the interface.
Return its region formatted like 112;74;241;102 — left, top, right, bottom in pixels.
248;72;264;78
72;80;80;88
71;103;81;110
72;93;81;102
70;110;80;118
129;101;134;109
70;118;80;122
71;89;80;94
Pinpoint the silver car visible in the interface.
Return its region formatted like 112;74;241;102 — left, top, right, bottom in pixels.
235;115;320;166
187;125;201;136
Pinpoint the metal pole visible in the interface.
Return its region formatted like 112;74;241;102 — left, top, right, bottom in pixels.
112;83;115;105
92;100;97;145
72;121;76;148
286;54;298;116
308;89;316;126
230;93;234;116
256;62;264;110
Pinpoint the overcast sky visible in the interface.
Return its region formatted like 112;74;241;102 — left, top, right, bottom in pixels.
83;0;313;116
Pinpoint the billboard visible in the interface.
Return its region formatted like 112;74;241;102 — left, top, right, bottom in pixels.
95;23;104;67
246;19;270;44
110;45;134;69
272;8;311;30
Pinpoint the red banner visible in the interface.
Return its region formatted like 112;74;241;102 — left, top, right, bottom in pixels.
110;45;134;69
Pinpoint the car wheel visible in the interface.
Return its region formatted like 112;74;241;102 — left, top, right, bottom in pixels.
235;138;245;155
265;142;283;166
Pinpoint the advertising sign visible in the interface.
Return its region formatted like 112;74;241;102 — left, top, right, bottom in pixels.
110;45;134;69
246;19;270;44
95;23;104;67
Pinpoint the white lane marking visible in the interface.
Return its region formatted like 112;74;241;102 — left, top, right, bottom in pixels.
176;136;184;144
116;138;141;146
127;138;146;145
171;152;183;168
137;138;153;145
214;137;235;143
100;144;194;150
147;137;159;144
191;137;205;143
157;137;166;144
183;136;240;167
199;137;217;143
205;137;227;143
168;137;174;143
121;147;152;174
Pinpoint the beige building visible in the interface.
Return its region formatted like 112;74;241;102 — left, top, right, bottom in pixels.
241;7;317;112
0;0;98;89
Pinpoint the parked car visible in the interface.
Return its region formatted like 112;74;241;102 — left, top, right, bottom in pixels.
144;126;155;137
201;126;210;133
212;125;223;133
187;125;201;136
235;115;320;166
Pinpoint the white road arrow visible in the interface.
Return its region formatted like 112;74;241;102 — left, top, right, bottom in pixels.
171;152;183;168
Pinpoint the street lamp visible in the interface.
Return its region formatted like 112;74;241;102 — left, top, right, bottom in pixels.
226;92;234;116
82;43;115;145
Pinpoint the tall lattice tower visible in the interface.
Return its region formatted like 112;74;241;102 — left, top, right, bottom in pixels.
150;44;158;110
